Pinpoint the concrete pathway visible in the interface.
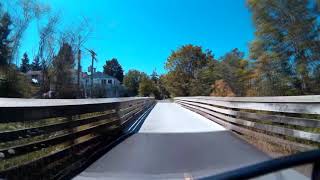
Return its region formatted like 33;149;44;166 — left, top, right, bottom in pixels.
75;102;307;180
139;103;225;133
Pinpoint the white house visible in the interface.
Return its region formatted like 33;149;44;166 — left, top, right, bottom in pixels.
26;70;43;84
81;72;122;98
25;69;123;98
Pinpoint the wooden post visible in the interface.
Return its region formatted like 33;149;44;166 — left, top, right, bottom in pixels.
77;49;81;90
91;54;94;97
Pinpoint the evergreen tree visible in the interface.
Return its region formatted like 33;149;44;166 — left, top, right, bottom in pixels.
52;43;75;98
31;56;42;71
20;52;30;73
150;70;159;84
218;49;250;96
103;58;124;82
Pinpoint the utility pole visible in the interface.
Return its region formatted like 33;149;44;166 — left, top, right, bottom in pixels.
77;49;81;90
86;48;97;98
77;36;82;93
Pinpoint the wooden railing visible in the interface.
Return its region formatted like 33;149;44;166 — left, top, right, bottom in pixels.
0;97;155;179
175;96;320;153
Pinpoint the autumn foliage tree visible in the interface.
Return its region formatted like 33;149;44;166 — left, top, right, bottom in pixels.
138;76;156;97
248;0;320;95
217;49;251;96
123;70;147;96
164;45;215;97
161;1;320;98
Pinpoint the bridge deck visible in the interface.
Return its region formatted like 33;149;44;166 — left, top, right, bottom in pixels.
75;102;306;179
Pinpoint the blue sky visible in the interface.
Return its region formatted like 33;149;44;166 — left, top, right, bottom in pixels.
18;0;254;75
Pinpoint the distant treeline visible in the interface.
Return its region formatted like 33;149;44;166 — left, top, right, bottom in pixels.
1;0;319;99
159;0;320;97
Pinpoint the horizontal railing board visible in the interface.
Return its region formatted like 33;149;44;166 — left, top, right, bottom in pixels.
118;101;145;116
118;99;147;109
120;103;151;125
176;95;320;103
49;141;103;180
120;104;145;120
122;101;154;127
176;98;320;114
177;100;320;128
0;112;118;142
181;104;315;152
0;110;116;134
0;103;117;122
0;99;152;143
6;136;103;179
0;133;100;173
175;100;237;115
0;97;155;178
0;118;119;159
0;98;153;122
0;97;153;107
237;111;320;128
178;102;320;143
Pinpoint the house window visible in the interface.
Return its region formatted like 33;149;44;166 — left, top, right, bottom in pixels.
108;79;113;84
101;79;107;85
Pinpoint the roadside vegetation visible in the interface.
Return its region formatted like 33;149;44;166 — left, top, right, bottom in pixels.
161;0;320;97
0;0;319;99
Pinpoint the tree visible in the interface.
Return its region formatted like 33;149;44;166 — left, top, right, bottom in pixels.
31;56;41;71
248;0;320;95
211;79;236;97
20;52;30;73
138;76;156;97
0;13;11;67
103;58;124;82
150;70;159;84
164;45;215;97
148;70;164;99
37;15;59;93
217;49;251;96
189;60;221;96
123;70;147;96
0;9;32;98
158;75;170;99
52;43;75;98
7;0;49;64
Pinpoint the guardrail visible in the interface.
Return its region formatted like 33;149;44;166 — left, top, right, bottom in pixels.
175;96;320;153
0;97;155;179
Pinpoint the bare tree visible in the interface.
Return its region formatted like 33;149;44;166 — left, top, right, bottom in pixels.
5;0;50;65
58;17;93;97
36;14;60;92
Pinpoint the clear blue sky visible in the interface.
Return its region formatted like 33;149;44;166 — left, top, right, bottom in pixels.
19;0;254;75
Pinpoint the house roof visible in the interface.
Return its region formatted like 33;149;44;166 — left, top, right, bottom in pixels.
86;72;119;82
92;72;113;78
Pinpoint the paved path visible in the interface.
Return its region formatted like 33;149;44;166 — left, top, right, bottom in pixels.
139;102;225;133
75;103;306;180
